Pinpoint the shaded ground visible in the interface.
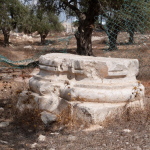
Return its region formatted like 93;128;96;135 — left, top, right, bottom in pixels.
0;31;150;150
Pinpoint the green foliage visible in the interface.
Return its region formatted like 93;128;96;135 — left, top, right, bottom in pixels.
0;0;64;35
115;0;150;32
0;0;29;46
97;0;150;50
17;0;64;44
0;0;28;30
18;8;36;34
0;0;64;46
34;13;64;35
100;0;124;10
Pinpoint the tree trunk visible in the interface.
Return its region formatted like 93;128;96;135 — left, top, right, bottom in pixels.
128;30;134;44
75;25;93;56
106;22;120;51
73;0;100;56
128;22;135;44
40;34;46;45
2;27;10;47
107;30;118;50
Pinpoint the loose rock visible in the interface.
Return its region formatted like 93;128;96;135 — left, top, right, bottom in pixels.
67;135;77;141
38;134;46;142
0;121;9;128
0;107;4;113
30;143;38;149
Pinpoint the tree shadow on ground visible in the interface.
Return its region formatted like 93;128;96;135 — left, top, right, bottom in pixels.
38;48;76;55
0;124;38;149
118;42;137;45
32;40;60;46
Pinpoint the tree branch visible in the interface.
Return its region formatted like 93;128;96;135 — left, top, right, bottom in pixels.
61;0;81;17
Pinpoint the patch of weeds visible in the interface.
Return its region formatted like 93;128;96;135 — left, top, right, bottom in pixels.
102;102;150;130
12;107;44;133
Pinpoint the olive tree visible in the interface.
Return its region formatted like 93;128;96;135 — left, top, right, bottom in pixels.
20;0;64;44
99;0;150;50
0;0;28;46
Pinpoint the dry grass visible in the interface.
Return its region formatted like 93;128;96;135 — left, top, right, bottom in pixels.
102;101;150;128
12;108;44;132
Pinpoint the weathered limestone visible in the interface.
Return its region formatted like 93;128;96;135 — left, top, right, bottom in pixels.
17;53;145;124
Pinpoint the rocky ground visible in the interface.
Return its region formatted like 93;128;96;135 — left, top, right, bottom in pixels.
0;32;150;150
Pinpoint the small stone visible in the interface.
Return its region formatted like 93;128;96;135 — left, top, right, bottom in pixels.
136;146;142;150
38;134;46;142
67;135;76;141
108;130;112;134
41;111;57;124
28;130;33;133
50;132;59;135
83;125;103;132
24;45;32;49
102;144;106;147
30;143;37;149
0;140;8;144
0;107;4;113
123;129;131;133
0;121;9;127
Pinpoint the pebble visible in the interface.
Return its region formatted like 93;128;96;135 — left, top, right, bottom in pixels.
83;125;104;132
0;140;8;144
67;135;76;141
50;132;59;135
125;142;129;145
0;121;9;127
24;45;32;49
123;129;132;133
108;130;112;134
30;143;37;149
38;134;46;142
136;146;142;150
0;107;4;113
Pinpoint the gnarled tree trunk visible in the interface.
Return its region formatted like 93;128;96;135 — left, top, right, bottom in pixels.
129;31;134;44
40;34;47;45
128;25;135;44
75;23;93;56
75;2;100;55
61;0;100;55
2;27;10;47
127;21;136;44
106;21;120;51
107;29;119;50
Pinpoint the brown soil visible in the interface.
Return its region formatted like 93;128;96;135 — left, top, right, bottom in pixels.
0;32;150;150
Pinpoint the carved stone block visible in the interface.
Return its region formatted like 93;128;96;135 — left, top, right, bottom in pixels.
18;53;145;124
